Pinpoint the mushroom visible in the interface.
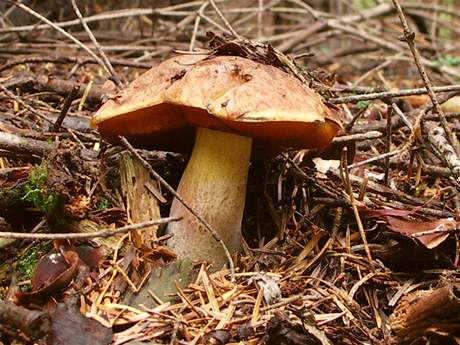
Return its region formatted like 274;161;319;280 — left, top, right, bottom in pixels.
92;54;342;268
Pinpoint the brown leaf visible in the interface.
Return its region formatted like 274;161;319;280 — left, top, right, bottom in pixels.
380;216;455;249
73;245;105;269
45;301;112;345
15;251;79;305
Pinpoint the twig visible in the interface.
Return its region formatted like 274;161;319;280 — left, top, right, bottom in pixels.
197;10;229;34
12;2;113;79
348;149;404;170
391;0;459;155
189;2;209;51
209;0;241;38
425;122;460;177
353;52;404;85
330;84;460;104
276;2;393;52
0;83;52;124
391;103;413;130
4;73;104;104
120;136;235;279
328;167;445;208
349;92;460;135
384;106;392;185
0;3;205;33
257;0;264;38
0;217;179;240
70;0;122;88
344;103;369;132
0;301;50;340
52;85;80;132
339;148;374;270
333;131;383;144
0;55;152;74
0;132;52;156
411;226;459;238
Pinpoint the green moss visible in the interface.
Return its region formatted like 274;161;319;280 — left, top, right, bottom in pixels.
357;100;370;109
436;54;460;67
97;198;110;210
354;0;377;10
17;242;51;281
22;164;59;217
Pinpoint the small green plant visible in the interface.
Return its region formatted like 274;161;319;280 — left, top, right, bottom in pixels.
354;0;377;10
97;198;110;210
17;242;52;283
436;54;460;67
22;164;59;217
414;181;429;197
357;100;370;109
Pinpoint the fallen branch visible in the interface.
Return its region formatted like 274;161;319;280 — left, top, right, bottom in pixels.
330;84;460;104
0;131;52;156
4;73;104;104
0;301;50;341
0;217;180;240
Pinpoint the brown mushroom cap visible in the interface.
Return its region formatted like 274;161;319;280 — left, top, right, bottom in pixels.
92;54;342;152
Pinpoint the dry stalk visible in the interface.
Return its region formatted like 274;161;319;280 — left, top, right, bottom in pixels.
340;149;374;270
0;218;179;240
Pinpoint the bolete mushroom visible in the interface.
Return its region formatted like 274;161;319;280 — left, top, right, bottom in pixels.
92;54;341;268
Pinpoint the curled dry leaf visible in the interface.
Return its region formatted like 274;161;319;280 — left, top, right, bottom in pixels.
364;208;456;249
384;216;455;249
16;250;79;305
15;246;104;305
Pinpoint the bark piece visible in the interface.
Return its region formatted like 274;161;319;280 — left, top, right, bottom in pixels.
119;152;162;248
389;282;460;344
0;300;50;341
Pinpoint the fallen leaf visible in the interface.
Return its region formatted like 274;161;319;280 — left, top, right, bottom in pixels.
373;214;455;249
45;301;112;345
16;251;79;305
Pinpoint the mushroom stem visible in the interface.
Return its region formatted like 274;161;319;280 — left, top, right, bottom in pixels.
167;127;252;268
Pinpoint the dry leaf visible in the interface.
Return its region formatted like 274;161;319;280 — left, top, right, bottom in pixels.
366;209;455;249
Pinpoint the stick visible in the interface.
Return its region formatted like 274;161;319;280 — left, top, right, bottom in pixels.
53;85;80;132
330;84;460;104
391;0;459;154
12;2;113;79
70;0;122;88
0;217;179;240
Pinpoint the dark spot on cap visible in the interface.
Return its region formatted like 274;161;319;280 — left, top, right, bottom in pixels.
170;69;186;82
242;74;252;82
